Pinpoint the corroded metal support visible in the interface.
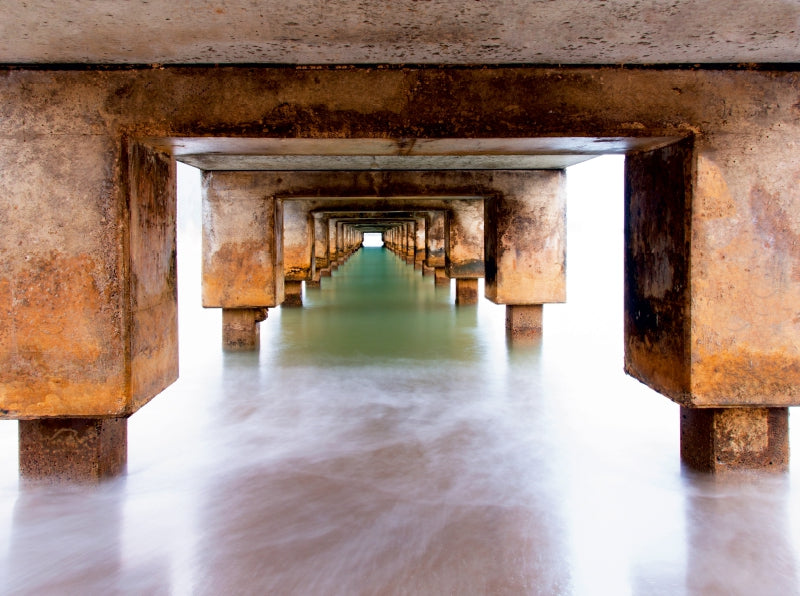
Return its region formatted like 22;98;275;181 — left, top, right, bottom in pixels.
680;407;789;472
19;418;128;483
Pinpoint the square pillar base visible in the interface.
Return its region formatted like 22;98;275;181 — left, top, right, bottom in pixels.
455;279;479;305
283;280;303;307
434;268;450;287
19;417;127;483
680;407;789;472
506;305;543;339
222;308;266;351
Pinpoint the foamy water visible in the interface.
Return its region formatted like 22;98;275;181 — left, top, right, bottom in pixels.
0;158;797;595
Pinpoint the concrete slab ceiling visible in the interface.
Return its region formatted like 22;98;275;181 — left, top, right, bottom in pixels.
156;136;680;171
1;1;798;65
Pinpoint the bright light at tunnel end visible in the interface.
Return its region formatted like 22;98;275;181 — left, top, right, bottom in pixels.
363;233;384;247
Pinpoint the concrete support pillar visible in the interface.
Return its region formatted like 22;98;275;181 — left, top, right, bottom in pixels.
202;172;284;310
484;171;566;338
680;407;789;472
444;200;485;278
283;280;303;307
455;279;479;305
425;210;446;272
506;304;543;339
434;267;450;287
19;417;127;483
414;215;426;270
283;199;315;286
222;308;267;351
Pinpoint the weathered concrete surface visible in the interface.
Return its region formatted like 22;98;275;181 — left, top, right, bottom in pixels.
1;66;799;425
455;279;479;305
283;199;314;282
222;308;267;351
414;216;426;269
426;211;447;269
434;268;450;287
128;142;179;413
281;196;483;283
19;417;127;483
485;171;566;305
312;213;329;276
625;139;693;403
506;305;544;339
2;2;799;66
680;407;789;472
283;280;303;307
202;172;284;308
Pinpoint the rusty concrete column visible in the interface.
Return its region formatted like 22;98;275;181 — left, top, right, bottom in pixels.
455;279;479;305
434;267;450;287
625;136;800;470
283;280;303;307
406;222;416;264
203;172;283;351
506;305;543;339
222;308;267;351
312;213;330;277
19;417;127;483
426;210;446;274
680;407;789;472
328;218;339;270
414;215;426;270
283;199;314;288
484;171;566;339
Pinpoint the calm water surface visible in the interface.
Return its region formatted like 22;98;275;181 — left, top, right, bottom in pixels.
0;159;798;595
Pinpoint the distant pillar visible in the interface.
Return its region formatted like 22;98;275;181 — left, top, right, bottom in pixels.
506;305;543;339
414;215;426;270
455;279;479;305
434;267;450;287
19;417;127;483
680;407;789;472
283;280;303;307
222;308;267;351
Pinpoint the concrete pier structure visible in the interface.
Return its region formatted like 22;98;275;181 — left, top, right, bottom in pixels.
2;59;800;474
434;268;450;287
455;279;479;305
19;418;127;483
222;308;268;351
506;305;544;341
283;280;303;307
680;407;790;472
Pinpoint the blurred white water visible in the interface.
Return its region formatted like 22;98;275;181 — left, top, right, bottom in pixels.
0;157;797;595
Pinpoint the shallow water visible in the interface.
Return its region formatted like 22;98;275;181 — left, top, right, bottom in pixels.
1;158;798;595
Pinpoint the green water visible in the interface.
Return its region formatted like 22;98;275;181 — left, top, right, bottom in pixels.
277;247;490;365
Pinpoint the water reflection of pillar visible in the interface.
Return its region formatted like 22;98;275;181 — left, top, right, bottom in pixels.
683;475;798;594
